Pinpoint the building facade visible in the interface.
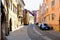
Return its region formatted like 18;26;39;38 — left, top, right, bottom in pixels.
17;0;25;25
2;0;25;31
8;0;18;31
36;4;46;23
28;12;34;24
23;9;29;25
32;11;37;23
37;0;60;32
1;0;25;40
23;9;34;25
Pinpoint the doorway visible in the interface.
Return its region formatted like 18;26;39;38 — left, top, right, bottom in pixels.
9;19;12;31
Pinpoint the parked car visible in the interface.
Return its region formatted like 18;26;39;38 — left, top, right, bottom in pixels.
39;23;53;30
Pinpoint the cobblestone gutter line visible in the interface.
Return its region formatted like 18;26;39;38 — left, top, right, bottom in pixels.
12;25;24;32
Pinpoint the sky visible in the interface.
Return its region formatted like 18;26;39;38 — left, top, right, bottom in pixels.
23;0;43;11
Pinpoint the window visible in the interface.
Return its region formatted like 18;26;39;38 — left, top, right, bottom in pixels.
45;15;50;21
52;13;55;20
13;6;17;14
44;17;46;22
43;0;45;3
11;4;12;10
48;15;50;21
13;6;14;12
46;7;48;13
51;0;55;6
15;8;17;14
10;1;12;10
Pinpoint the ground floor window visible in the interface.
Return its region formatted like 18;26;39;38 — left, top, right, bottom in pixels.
52;13;55;20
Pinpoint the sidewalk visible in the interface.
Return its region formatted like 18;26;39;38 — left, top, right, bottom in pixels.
6;25;31;40
47;30;60;37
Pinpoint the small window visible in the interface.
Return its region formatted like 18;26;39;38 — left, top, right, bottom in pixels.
10;1;12;10
46;8;48;13
51;0;55;6
13;6;14;12
48;15;50;21
52;13;55;20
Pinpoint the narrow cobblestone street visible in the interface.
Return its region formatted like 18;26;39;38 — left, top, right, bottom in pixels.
27;24;60;40
1;0;60;40
6;24;60;40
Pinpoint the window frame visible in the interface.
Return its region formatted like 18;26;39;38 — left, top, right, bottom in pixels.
52;13;55;20
51;0;55;6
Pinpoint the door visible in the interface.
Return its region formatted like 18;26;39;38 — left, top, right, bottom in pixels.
9;19;12;31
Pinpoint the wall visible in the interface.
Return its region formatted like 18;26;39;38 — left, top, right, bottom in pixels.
28;12;34;24
43;0;60;32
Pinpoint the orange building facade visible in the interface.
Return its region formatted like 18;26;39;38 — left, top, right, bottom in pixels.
37;0;60;32
36;3;46;23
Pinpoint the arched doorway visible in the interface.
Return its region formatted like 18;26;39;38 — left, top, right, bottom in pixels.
9;18;12;31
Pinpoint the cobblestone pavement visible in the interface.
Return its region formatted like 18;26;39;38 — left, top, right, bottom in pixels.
6;25;31;40
6;24;60;40
27;24;60;40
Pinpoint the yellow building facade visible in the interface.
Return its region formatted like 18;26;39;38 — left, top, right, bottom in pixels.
17;0;25;25
1;0;25;39
8;0;18;31
1;1;25;39
27;11;34;24
9;0;25;31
